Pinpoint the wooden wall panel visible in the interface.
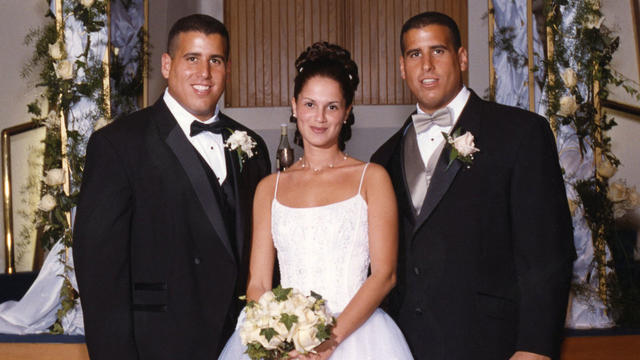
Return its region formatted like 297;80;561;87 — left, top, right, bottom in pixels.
225;0;467;107
346;0;468;105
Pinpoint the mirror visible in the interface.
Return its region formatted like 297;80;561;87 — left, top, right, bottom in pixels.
2;122;46;274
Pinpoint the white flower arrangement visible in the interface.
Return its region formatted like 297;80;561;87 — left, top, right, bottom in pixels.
44;168;65;187
240;285;335;359
54;60;74;80
608;180;640;219
79;0;95;8
48;40;65;61
442;129;479;168
558;95;578;117
225;130;258;170
38;194;57;212
561;68;577;89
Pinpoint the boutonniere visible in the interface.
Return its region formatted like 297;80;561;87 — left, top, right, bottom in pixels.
225;130;258;171
442;129;479;168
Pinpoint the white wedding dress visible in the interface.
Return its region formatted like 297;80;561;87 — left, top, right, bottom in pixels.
219;164;413;359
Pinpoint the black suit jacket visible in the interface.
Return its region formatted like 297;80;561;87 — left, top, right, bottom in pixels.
371;91;575;360
73;99;271;360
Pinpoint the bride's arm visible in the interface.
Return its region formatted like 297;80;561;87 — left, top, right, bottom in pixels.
246;174;277;302
332;163;399;345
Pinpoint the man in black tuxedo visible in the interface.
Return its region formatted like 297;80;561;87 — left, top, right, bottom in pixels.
73;14;270;359
371;12;575;360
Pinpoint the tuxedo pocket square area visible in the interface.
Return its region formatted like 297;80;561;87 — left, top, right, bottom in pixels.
133;282;168;312
475;292;516;320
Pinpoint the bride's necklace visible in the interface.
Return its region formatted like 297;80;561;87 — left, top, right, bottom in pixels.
300;152;348;174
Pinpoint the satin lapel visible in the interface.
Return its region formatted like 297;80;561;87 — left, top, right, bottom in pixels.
399;119;418;223
223;123;247;262
164;123;235;262
413;92;483;235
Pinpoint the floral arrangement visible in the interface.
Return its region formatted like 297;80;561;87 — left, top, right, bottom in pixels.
545;0;640;325
240;286;335;359
21;0;146;333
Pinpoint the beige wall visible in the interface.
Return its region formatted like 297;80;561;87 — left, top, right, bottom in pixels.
603;0;640;229
0;0;49;273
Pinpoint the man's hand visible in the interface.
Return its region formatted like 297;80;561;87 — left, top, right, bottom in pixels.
510;351;551;360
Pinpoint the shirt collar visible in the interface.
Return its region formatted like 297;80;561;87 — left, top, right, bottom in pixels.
415;85;470;126
163;88;220;136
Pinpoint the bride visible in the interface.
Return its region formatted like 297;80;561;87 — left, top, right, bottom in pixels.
219;42;413;360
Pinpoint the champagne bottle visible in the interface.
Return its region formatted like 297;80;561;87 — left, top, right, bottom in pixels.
276;124;294;171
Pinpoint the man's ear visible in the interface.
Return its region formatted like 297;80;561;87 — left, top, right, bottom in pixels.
457;47;468;73
161;53;172;79
399;55;407;80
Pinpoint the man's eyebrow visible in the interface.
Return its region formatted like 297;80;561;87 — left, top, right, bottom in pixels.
404;48;421;55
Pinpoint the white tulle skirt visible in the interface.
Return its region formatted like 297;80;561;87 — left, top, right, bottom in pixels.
218;308;414;359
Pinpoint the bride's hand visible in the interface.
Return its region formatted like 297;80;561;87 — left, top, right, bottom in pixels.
288;338;338;360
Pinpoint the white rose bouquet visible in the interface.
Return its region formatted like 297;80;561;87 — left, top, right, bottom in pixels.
239;285;335;360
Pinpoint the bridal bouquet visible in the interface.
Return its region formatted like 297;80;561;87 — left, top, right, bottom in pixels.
239;285;336;359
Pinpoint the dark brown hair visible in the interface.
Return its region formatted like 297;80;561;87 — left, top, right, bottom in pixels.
291;42;360;151
167;14;230;59
400;12;461;54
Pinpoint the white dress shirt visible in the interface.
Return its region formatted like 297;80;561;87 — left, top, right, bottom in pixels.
413;86;471;167
163;89;227;184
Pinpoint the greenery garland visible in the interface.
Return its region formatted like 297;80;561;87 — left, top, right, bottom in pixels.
22;0;146;333
544;0;640;326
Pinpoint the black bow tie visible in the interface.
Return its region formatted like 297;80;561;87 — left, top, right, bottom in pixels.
190;120;226;137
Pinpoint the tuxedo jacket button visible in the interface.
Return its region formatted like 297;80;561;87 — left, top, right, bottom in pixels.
413;267;421;275
415;307;423;315
194;257;201;265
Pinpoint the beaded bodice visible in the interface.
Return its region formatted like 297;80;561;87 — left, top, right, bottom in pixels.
271;165;369;313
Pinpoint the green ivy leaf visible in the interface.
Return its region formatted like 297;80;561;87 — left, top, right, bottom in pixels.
315;322;331;342
280;313;298;331
260;327;277;342
272;285;292;302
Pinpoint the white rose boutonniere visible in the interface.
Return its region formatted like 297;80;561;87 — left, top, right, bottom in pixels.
225;130;257;170
442;129;479;168
55;60;74;80
44;168;65;186
38;194;57;212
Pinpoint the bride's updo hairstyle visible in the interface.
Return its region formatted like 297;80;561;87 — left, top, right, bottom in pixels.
291;42;360;151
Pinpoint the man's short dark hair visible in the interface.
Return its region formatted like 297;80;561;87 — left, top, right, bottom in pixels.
167;14;230;59
400;12;461;54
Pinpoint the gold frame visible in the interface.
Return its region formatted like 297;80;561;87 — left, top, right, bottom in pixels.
2;122;46;274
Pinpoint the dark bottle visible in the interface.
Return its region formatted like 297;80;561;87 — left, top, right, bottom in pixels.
276;124;294;171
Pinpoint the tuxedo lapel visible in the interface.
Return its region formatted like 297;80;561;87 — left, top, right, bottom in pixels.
413;92;484;235
154;101;236;262
218;113;248;262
